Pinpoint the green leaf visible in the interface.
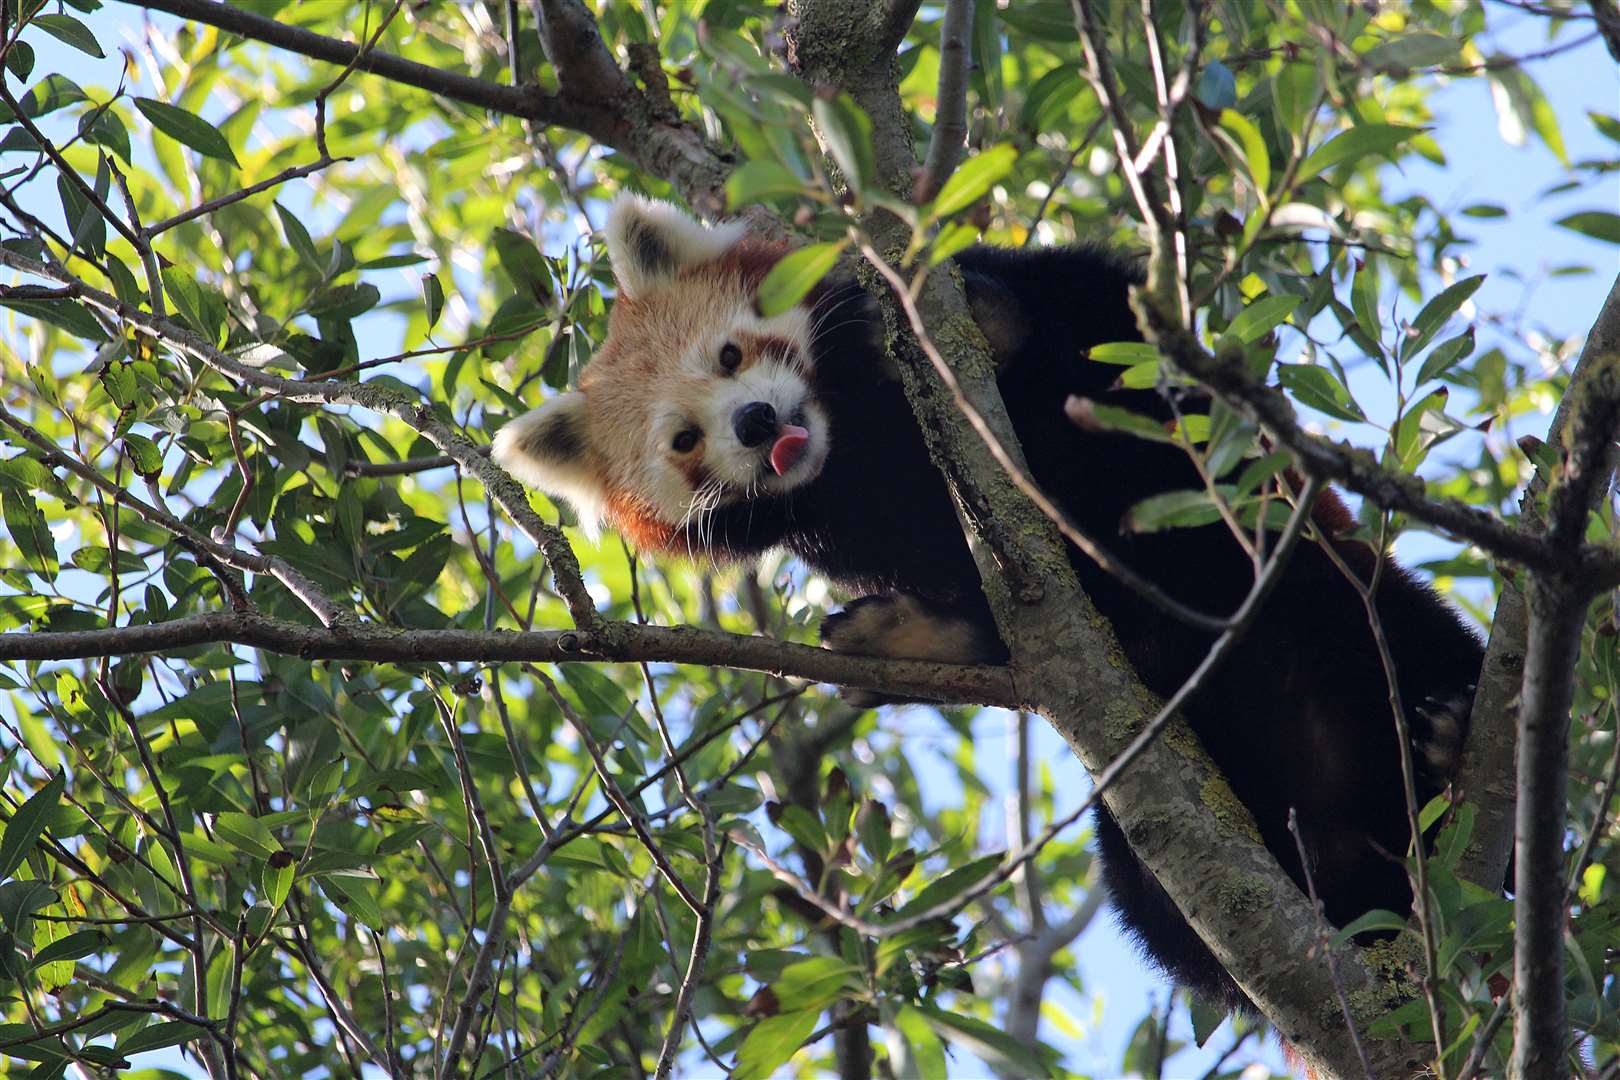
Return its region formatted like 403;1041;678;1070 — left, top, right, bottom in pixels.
0;772;64;880
275;202;320;266
316;876;387;929
1329;908;1410;946
122;433;163;480
733;1009;820;1080
30;14;103;58
1403;275;1484;362
1276;364;1366;422
116;1021;205;1056
422;274;444;331
1414;327;1475;385
1352;262;1381;348
770;956;859;1012
31;929;105;968
22;75;86;118
1296;124;1425;183
756;241;844;317
134;97;239;166
212;812;282;860
930;144;1017;218
1069;400;1174;443
893;1005;949;1079
1364;32;1458;70
916;1004;1051;1077
1220;294;1300;347
1;487;59;582
1488;65;1567;165
261;852;295;907
1123;489;1223;532
895;852;1002;919
810;94;874;196
491;227;552;299
725;160;808;208
1088;341;1161;365
1556;211;1620;245
1218;109;1270;196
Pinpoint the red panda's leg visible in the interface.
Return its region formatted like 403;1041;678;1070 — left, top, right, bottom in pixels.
820;592;1005;707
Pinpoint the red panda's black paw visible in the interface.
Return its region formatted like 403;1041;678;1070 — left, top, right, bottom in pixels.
821;593;1001;708
1414;684;1475;788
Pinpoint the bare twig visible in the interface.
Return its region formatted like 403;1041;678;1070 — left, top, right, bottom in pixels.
1287;809;1375;1080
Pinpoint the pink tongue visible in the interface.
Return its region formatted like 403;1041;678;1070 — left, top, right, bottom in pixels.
769;425;811;476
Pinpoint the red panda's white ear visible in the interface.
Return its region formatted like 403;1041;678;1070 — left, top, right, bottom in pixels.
492;392;605;536
605;195;746;299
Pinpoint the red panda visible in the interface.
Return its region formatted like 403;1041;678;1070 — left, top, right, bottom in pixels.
493;195;1485;1013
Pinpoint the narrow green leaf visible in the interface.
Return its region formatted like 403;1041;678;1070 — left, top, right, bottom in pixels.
1218;109;1270;196
1329;908;1410;946
893;1005;949;1079
116;1020;205;1056
0;296;105;338
1276;364;1367;422
422;274;444;331
491;227;552;299
770;956;860;1012
916;1004;1051;1077
810;95;873;195
212;811;282;860
733;1009;820;1080
30;14;103;58
1556;211;1620;245
931;144;1018;218
1364;32;1458;70
1352;263;1381;348
0;772;64;880
1221;294;1300;347
134;97;239;165
725;160;808;208
1;488;58;582
1403;274;1484;361
31;929;104;968
261;852;295;907
1123;489;1223;533
1414;327;1475;386
895;852;1002;919
275;202;320;266
756;241;844;317
1297;124;1425;182
122;433;163;480
1088;341;1161;365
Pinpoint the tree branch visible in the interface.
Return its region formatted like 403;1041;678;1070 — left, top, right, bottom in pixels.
0;610;1018;706
913;0;973;203
1512;343;1620;1079
118;0;570;122
1457;269;1620;897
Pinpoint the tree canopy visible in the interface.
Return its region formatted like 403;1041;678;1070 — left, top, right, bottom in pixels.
0;0;1617;1077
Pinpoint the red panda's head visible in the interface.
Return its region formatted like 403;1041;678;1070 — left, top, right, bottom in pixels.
492;196;832;551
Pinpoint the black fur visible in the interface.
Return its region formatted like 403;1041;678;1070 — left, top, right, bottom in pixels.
686;245;1485;1011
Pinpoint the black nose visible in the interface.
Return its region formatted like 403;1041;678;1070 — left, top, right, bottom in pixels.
732;401;778;447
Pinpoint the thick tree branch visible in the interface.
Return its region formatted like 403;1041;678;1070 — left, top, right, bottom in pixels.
787;4;1418;1075
913;0;973;203
0;610;1018;706
119;0;748;219
1457;269;1620;897
1512;344;1620;1079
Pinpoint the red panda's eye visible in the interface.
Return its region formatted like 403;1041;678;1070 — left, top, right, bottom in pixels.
671;429;701;453
719;342;743;372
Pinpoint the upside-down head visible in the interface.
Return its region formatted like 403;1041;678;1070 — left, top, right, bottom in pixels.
492;196;833;551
